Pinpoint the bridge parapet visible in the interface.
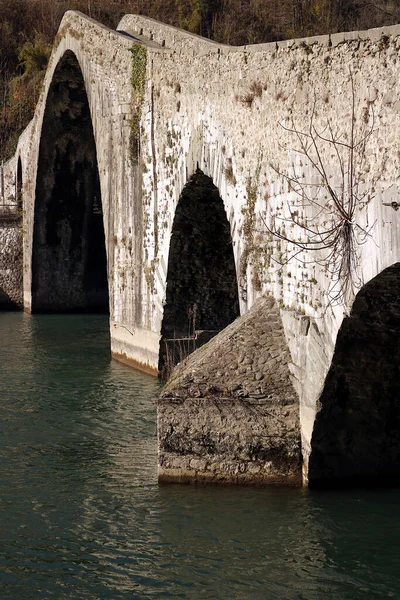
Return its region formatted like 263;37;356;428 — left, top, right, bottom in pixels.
118;14;224;55
119;13;400;55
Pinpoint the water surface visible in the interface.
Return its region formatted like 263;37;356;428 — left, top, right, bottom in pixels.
0;313;399;599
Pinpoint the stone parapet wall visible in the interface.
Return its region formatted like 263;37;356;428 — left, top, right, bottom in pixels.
118;14;222;55
119;13;400;53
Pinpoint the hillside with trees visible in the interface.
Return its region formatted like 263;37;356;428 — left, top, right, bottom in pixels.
0;0;399;161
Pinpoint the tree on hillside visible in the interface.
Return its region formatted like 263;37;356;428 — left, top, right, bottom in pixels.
0;0;399;160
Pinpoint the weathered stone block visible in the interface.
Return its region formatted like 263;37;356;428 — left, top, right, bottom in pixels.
158;296;302;485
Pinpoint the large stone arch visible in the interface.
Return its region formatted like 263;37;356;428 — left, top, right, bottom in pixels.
31;49;109;313
158;168;240;379
308;262;400;488
15;11;134;320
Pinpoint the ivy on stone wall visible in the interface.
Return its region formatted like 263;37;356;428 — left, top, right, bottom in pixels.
129;42;147;164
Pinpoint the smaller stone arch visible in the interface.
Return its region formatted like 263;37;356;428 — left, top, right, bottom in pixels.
158;169;240;379
308;263;400;488
31;49;109;314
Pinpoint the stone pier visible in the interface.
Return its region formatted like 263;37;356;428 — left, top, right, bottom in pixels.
158;296;302;485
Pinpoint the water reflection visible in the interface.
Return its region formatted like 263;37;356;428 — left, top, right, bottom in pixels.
0;313;399;599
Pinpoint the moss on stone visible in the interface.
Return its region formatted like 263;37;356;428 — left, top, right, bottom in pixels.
129;43;147;164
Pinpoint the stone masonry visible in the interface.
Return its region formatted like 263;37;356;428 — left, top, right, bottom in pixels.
0;218;22;309
159;296;302;484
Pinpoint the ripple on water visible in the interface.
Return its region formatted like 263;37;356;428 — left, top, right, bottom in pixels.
0;313;399;599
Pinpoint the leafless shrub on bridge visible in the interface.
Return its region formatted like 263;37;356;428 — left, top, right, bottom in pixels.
266;72;377;307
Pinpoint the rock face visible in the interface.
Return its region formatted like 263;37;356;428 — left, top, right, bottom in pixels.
0;217;23;310
158;295;302;485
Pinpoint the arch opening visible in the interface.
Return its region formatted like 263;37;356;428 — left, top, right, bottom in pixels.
159;169;240;380
16;157;22;213
0;286;19;311
31;50;108;314
309;263;400;488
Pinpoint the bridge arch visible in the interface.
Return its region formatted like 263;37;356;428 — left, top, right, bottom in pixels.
0;287;17;310
158;169;240;379
308;262;400;488
31;49;109;313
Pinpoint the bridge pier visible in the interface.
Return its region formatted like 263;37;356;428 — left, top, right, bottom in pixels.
111;324;159;376
158;296;302;485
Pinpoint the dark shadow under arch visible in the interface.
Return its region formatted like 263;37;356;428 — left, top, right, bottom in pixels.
16;157;22;213
31;50;108;313
309;263;400;488
159;169;240;379
0;286;19;311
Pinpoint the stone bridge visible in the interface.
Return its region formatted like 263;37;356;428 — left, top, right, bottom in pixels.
2;10;400;486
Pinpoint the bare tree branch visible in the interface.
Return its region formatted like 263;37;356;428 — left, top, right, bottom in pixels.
267;70;376;307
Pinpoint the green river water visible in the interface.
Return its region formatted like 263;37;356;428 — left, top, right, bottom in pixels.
0;312;399;599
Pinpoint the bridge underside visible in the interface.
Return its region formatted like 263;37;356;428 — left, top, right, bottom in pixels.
31;50;108;314
0;287;20;310
309;263;400;488
159;170;239;380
